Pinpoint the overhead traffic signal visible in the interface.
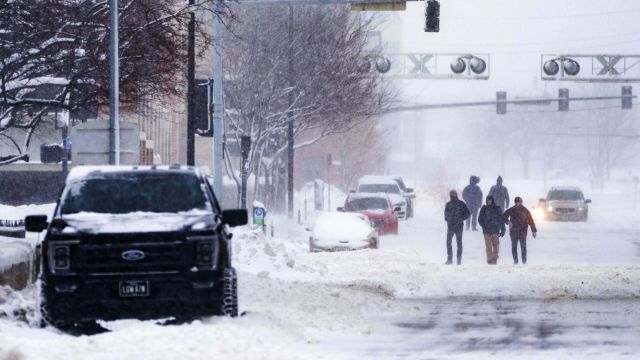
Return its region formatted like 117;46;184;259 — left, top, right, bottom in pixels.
496;91;506;115
558;88;569;112
622;86;633;109
425;0;440;32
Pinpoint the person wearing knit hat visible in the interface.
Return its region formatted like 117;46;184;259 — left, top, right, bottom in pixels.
444;189;470;265
503;196;537;265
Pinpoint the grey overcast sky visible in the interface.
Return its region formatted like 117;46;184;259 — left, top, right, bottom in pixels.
379;0;640;103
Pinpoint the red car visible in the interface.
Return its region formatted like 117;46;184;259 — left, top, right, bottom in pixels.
338;192;399;235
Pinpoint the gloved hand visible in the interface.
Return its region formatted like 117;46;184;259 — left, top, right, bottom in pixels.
532;232;537;239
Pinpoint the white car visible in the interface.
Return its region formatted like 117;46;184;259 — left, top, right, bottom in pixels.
357;176;408;220
308;212;379;252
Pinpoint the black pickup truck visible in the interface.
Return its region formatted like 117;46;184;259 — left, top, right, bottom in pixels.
25;166;247;331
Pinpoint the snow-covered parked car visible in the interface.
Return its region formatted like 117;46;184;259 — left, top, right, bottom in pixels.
308;212;378;252
356;176;408;220
338;192;399;235
536;186;592;222
24;165;247;331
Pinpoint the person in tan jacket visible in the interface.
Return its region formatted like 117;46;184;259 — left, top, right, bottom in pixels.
478;195;506;265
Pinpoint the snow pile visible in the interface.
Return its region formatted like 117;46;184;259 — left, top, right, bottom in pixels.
293;250;640;300
0;241;32;271
0;285;38;326
232;219;319;279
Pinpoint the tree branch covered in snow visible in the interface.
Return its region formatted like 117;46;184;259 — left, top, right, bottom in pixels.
0;0;234;161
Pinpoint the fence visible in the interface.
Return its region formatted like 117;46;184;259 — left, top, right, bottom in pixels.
0;220;37;290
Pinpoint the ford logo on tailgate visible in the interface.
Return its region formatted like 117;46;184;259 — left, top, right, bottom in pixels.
122;250;145;261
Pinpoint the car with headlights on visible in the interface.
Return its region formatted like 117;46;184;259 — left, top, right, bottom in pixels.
537;186;591;221
24;165;247;332
357;176;408;220
308;212;378;252
338;192;399;235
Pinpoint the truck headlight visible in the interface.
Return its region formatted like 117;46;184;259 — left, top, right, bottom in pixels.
547;206;554;212
49;243;74;273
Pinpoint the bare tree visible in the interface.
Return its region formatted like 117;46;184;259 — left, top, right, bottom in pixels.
0;0;232;165
222;5;391;200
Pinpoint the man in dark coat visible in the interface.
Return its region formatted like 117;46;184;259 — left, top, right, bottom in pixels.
502;196;537;265
478;195;505;265
462;176;482;231
444;190;470;265
489;176;510;212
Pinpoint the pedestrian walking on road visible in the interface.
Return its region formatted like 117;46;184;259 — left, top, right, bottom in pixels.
502;196;537;265
488;176;510;212
462;176;483;231
444;190;471;265
478;195;505;265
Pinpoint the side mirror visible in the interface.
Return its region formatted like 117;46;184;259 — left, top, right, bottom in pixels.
394;207;402;212
406;188;414;193
221;209;248;227
25;215;48;232
305;227;312;232
585;199;592;204
336;207;344;212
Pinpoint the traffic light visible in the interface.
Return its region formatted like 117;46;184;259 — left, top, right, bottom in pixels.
496;91;506;115
425;0;440;32
622;86;633;109
558;88;569;112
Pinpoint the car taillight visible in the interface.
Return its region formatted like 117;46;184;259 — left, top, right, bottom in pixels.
197;241;214;265
52;244;70;271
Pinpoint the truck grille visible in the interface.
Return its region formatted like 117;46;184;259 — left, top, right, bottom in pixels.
82;241;185;275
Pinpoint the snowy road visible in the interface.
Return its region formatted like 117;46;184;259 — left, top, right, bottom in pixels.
1;185;639;359
322;298;640;359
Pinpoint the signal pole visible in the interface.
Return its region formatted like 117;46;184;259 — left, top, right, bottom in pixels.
108;0;120;165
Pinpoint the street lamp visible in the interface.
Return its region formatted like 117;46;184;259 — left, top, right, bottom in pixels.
543;57;580;77
450;58;466;74
375;57;391;73
563;58;580;76
469;57;486;74
450;55;487;75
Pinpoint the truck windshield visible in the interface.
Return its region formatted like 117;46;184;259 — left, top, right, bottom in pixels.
358;184;400;194
60;173;210;215
348;198;389;211
548;190;584;201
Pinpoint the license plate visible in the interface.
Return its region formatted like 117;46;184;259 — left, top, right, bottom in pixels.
333;246;351;252
119;280;149;297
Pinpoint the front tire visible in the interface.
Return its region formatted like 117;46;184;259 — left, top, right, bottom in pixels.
221;268;238;317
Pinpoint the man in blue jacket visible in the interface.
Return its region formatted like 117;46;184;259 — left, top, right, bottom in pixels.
462;176;483;231
478;195;506;265
444;190;471;265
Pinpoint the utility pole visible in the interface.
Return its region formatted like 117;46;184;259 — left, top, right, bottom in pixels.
240;136;251;209
187;0;196;166
212;3;224;196
108;0;120;165
287;6;294;218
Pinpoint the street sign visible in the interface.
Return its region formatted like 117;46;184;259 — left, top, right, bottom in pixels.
542;54;640;82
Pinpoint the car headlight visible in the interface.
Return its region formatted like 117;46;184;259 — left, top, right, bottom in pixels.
578;207;584;211
547;206;553;212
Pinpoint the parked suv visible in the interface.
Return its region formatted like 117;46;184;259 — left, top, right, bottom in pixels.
25;166;247;331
